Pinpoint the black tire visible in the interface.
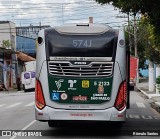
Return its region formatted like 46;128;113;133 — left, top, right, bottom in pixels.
24;89;27;92
129;85;134;91
23;85;27;92
112;121;125;128
48;121;59;127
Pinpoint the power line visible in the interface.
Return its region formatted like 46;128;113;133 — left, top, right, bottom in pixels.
0;0;123;27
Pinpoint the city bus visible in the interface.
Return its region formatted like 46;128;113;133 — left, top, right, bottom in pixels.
35;23;129;127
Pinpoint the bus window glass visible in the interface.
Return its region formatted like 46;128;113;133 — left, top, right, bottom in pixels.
45;29;117;58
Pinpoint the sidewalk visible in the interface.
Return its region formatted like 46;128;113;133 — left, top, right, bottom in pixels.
136;78;160;113
0;88;24;97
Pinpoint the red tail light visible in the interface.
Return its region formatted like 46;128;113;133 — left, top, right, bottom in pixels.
35;79;45;110
114;81;126;111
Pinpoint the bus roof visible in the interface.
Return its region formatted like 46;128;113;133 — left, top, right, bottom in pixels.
54;23;113;35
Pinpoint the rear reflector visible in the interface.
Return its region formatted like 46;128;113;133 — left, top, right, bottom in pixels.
35;79;45;110
38;112;43;116
114;81;126;111
118;114;124;118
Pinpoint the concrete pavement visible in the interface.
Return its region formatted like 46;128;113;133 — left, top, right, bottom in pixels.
136;78;160;113
0;89;25;98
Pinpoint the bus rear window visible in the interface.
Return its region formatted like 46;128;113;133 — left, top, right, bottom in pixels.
45;29;118;58
24;73;30;79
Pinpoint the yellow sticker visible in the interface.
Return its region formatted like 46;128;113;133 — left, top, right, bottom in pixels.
82;80;89;88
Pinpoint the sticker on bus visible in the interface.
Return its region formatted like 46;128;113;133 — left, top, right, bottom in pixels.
51;93;60;100
61;93;68;100
97;85;104;94
72;95;88;101
68;80;77;90
82;80;89;88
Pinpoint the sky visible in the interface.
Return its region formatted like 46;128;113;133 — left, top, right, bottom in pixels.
0;0;128;28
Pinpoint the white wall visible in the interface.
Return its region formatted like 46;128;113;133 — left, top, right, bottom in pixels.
0;21;16;50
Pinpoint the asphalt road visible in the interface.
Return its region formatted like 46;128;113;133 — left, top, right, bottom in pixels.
0;90;160;139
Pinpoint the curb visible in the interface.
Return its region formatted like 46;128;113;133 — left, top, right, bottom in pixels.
151;102;160;113
136;86;160;113
136;87;149;98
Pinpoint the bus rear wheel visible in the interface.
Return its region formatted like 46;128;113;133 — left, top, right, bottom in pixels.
48;121;59;127
23;85;27;92
112;121;124;128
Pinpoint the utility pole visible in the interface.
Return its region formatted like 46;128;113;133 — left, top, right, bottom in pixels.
133;15;138;57
133;15;139;84
127;13;131;51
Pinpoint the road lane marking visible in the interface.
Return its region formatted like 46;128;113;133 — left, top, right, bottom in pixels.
126;114;160;120
136;102;146;108
6;102;22;108
21;120;37;130
10;120;37;139
25;102;35;107
0;104;6;107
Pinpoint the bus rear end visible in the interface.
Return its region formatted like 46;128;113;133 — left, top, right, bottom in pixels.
35;23;127;126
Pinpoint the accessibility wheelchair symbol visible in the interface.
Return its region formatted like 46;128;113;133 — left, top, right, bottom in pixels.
52;93;59;100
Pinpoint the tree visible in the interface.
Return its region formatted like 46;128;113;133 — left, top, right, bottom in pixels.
96;0;160;91
137;17;160;64
136;17;158;91
96;0;140;14
1;40;11;49
125;20;147;70
127;16;160;91
95;0;160;30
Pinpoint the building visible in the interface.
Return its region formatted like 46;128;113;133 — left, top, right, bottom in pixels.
16;35;36;58
0;22;49;90
16;25;50;82
16;51;36;76
0;21;17;89
16;24;50;39
16;24;50;58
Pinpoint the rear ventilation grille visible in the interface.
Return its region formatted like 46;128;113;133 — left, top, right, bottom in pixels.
48;61;113;77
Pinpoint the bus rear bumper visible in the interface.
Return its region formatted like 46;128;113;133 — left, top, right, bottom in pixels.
35;106;126;122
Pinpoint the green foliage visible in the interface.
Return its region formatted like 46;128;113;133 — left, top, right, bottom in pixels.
1;40;11;49
96;0;160;67
95;0;160;30
125;25;147;69
125;16;160;69
138;17;160;64
96;0;141;15
156;76;160;84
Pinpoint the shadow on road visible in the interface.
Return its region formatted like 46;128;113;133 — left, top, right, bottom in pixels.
42;122;130;137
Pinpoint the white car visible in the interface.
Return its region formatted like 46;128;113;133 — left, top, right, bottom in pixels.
21;71;35;92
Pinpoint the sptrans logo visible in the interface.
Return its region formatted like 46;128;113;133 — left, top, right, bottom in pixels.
68;80;77;90
82;80;89;88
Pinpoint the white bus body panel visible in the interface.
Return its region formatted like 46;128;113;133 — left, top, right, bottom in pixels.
35;106;126;121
